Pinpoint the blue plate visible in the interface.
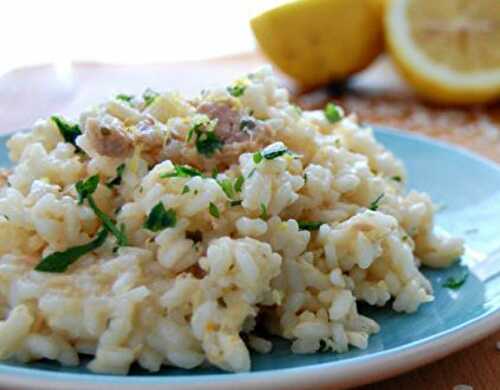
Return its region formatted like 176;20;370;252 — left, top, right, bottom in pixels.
0;127;499;390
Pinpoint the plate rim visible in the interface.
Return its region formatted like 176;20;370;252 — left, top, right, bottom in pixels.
0;126;499;389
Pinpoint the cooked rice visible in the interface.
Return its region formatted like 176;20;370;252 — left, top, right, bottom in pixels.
0;67;463;374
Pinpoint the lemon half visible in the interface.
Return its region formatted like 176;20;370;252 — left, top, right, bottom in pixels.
386;0;500;104
251;0;384;88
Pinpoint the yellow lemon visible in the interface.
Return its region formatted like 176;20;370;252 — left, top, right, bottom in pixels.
385;0;500;105
251;0;384;88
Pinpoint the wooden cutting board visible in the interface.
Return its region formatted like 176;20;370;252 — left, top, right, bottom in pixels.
0;52;498;390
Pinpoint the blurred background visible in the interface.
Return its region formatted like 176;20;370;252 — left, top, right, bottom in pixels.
0;0;499;161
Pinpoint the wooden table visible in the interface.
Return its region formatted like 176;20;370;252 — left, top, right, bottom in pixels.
0;52;499;390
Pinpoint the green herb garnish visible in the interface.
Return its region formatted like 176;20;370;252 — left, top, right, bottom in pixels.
182;185;190;194
51;115;82;148
253;152;263;164
143;88;160;107
143;202;176;232
196;131;223;157
391;176;402;182
186;116;223;157
76;175;128;246
248;168;257;178
369;193;384;211
324;103;344;123
106;164;126;189
76;175;99;204
262;144;288;160
303;173;308;183
234;175;245;192
227;83;246;97
209;202;220;218
230;200;242;207
160;164;203;179
217;179;235;199
297;221;323;231
259;203;268;219
240;118;256;131
116;94;134;104
442;271;469;289
35;229;108;273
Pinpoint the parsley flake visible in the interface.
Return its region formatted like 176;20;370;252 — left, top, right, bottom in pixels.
116;94;134;104
143;88;160;107
182;185;190;194
161;164;203;179
76;175;127;246
442;271;469;289
369;193;384;211
324;103;344;123
227;83;246;97
51;116;82;148
106;164;125;189
253;152;263;164
298;221;323;231
196;131;223;157
261;144;288;160
217;179;235;199
391;176;402;182
234;175;245;192
209;202;220;218
144;202;176;232
230;200;242;207
35;229;108;273
260;203;268;219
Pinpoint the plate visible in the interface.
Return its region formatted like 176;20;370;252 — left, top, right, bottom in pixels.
0;127;499;390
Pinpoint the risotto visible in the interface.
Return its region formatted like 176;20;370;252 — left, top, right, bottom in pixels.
0;67;463;374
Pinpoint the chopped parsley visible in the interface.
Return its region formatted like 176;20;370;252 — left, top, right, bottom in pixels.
76;175;128;246
160;164;203;179
217;179;235;199
230;200;242;207
303;173;308;183
324;103;344;123
227;82;246;97
116;94;134;104
253;152;263;164
143;88;160;107
209;202;220;218
76;175;99;204
234;175;244;192
253;144;289;165
369;193;384;211
248;168;257;178
35;229;108;273
106;164;126;188
51;115;82;148
196;131;223;157
259;203;268;219
211;167;219;178
442;271;468;289
143;202;176;232
391;176;402;182
187;117;223;157
182;185;190;194
240;118;256;131
262;144;288;160
298;221;323;231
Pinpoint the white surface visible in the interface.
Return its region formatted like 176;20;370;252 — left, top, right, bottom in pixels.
0;0;285;76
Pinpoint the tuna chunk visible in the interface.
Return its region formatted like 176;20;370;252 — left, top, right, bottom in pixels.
197;101;249;143
85;118;134;159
